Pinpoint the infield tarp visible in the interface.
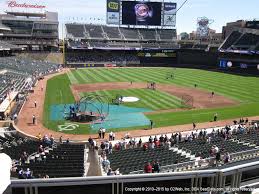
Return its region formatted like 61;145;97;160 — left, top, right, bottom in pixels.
50;103;152;131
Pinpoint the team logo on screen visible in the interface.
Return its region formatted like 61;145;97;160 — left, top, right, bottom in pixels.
134;4;153;21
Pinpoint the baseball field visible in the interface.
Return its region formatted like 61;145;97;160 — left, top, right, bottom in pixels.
43;67;259;134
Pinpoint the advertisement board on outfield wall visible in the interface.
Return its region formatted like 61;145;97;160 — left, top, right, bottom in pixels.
107;0;120;24
137;52;176;58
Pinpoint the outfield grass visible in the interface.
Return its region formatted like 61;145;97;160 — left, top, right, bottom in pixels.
68;68;259;102
42;68;259;134
80;88;184;110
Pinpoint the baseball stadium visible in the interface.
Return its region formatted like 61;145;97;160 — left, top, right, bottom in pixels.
0;0;259;194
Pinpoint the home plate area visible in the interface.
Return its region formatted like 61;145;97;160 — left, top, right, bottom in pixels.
50;101;152;132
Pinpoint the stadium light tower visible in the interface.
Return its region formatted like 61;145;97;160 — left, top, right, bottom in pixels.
196;17;214;38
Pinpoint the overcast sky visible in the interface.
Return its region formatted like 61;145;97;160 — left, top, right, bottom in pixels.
0;0;258;35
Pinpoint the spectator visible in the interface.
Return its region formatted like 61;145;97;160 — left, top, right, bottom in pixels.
107;168;114;176
25;168;33;179
164;135;168;143
150;120;153;129
143;143;148;151
216;151;221;166
43;174;49;179
223;152;230;164
50;135;54;146
179;132;182;142
114;168;120;175
32;115;36;125
207;136;211;144
100;142;105;150
109;131;113;141
43;135;51;147
102;158;110;172
18;169;25;179
13;113;18;121
20;152;28;164
152;161;160;173
148;136;153;143
38;145;44;153
193;122;196;130
102;128;106;139
36;133;42;141
59;136;63;144
98;128;102;139
214;113;218;122
88;137;94;150
108;142;113;154
66;138;70;144
124;132;130;139
144;162;152;173
132;138;136;148
159;135;164;145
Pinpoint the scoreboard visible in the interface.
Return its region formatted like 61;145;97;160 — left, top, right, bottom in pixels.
107;0;177;27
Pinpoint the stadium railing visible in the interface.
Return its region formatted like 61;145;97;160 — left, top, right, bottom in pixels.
8;160;259;194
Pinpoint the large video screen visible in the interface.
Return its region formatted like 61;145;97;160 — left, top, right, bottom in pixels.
122;1;162;26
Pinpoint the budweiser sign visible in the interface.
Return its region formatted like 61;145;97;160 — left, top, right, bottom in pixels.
7;1;46;9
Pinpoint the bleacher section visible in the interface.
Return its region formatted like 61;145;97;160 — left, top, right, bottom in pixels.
108;146;190;175
65;24;177;49
0;40;21;50
85;25;104;39
102;26;121;39
20;144;85;178
220;31;243;50
66;24;85;38
0;129;85;178
104;124;259;175
119;28;139;40
141;42;159;49
219;28;259;52
177;136;254;158
0;56;59;103
88;41;108;48
66;52;139;63
138;29;156;40
236;33;259;46
0;72;27;98
157;29;176;40
0;130;40;160
0;57;59;76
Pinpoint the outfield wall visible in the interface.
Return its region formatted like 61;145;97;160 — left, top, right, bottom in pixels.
177;50;218;66
65;49;259;75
